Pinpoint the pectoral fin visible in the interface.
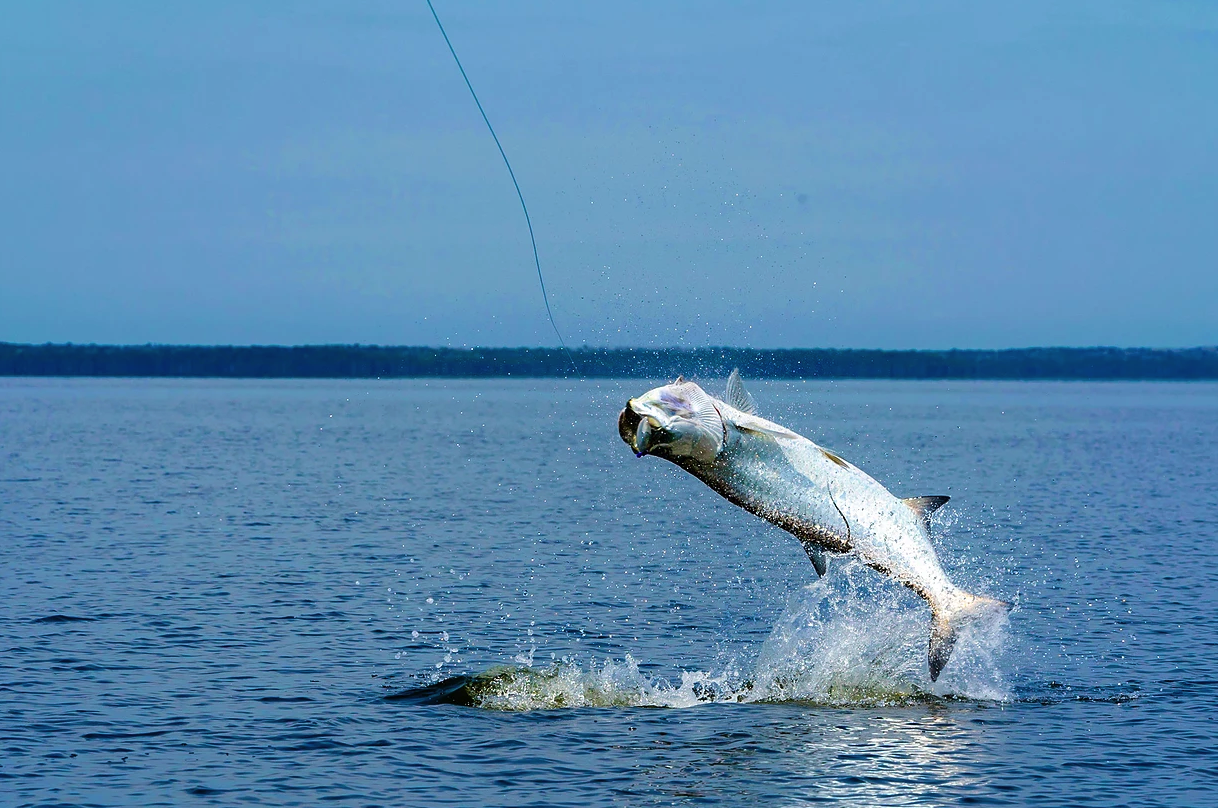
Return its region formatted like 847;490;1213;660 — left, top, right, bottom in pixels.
903;495;950;530
724;368;757;414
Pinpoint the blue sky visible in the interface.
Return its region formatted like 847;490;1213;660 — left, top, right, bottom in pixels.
2;1;1216;348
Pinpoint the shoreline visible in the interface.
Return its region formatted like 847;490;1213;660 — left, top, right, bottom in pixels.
3;343;1216;380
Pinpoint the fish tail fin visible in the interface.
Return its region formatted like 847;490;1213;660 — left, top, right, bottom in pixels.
928;589;1010;682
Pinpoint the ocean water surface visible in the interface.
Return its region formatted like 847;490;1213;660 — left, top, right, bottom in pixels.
1;377;1215;806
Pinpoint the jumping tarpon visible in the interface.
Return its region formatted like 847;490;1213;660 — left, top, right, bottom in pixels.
618;371;1008;681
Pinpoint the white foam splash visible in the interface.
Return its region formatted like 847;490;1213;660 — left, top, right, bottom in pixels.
749;563;1012;704
463;563;1011;710
466;655;745;711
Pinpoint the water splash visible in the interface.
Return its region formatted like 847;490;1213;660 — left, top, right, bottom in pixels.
392;562;1013;710
753;562;1013;704
391;655;744;711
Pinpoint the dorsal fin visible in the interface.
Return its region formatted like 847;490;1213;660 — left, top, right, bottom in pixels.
903;495;950;530
724;368;757;414
672;375;685;384
803;543;828;578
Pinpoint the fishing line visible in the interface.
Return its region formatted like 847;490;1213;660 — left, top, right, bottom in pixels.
425;0;578;374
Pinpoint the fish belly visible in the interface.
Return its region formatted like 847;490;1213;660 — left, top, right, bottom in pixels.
710;433;955;604
701;435;851;553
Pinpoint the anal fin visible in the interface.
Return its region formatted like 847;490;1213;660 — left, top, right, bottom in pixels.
903;495;950;530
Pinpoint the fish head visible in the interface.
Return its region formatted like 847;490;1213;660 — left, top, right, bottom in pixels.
618;378;724;465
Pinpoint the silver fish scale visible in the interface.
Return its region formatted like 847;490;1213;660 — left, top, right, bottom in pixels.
712;418;955;605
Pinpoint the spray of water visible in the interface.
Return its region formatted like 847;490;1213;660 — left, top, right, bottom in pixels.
395;561;1012;710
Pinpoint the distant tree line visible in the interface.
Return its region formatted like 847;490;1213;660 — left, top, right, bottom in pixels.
2;343;1217;380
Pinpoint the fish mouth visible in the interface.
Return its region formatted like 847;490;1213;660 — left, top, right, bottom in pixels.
618;402;644;455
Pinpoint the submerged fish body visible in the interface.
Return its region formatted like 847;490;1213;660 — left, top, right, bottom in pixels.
618;371;1007;681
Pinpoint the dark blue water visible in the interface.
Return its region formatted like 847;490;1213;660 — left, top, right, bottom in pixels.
2;378;1216;806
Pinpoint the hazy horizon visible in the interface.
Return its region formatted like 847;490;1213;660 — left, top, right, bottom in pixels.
3;2;1216;349
1;341;1214;350
5;340;1216;352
